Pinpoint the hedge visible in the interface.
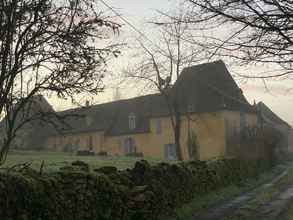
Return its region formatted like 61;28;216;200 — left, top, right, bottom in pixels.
0;159;272;220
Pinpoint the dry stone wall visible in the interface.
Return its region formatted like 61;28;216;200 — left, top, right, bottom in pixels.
0;159;272;220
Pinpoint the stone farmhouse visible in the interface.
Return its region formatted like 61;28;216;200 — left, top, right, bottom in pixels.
42;60;258;160
1;60;270;160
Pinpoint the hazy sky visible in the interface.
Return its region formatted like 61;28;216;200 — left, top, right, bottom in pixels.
101;0;179;21
51;0;293;125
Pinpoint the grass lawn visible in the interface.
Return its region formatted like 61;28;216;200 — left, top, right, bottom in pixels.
1;150;163;172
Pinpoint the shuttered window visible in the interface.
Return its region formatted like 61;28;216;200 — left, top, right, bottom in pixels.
155;119;162;134
129;113;136;130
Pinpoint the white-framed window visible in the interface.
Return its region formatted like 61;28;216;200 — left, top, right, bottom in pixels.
123;137;136;155
155;119;162;134
85;116;93;126
129;112;136;130
165;143;177;160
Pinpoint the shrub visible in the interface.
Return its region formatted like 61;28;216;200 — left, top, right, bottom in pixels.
71;160;90;171
95;166;118;175
126;152;144;157
76;150;95;156
97;151;108;156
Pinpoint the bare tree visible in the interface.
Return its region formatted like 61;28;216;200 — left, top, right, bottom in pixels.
185;0;293;78
124;10;204;160
0;0;121;164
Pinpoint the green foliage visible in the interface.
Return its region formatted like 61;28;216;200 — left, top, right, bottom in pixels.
0;158;272;220
187;130;200;160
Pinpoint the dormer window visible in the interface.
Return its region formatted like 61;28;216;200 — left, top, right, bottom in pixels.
222;96;227;108
85;116;92;126
129;112;136;130
188;103;195;113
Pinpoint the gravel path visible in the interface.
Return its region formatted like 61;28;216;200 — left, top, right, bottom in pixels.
191;169;289;220
255;186;293;220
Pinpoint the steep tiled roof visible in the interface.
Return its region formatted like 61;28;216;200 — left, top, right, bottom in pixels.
50;93;168;136
173;60;254;113
257;102;291;128
0;95;55;149
49;60;255;137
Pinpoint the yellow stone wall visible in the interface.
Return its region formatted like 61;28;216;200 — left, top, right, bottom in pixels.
185;112;226;160
46;110;257;160
223;110;258;157
46;131;104;153
92;112;226;160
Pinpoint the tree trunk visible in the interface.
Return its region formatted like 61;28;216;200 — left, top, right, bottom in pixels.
174;106;183;161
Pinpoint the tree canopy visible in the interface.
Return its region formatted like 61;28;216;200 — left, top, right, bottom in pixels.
186;0;293;78
0;0;121;163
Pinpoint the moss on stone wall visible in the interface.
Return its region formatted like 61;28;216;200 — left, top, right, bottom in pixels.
0;159;272;220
